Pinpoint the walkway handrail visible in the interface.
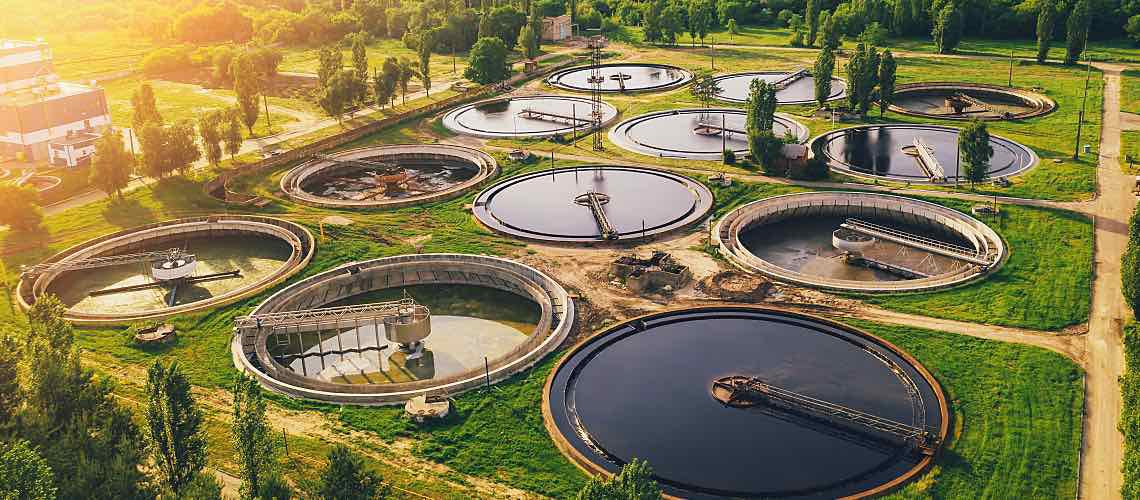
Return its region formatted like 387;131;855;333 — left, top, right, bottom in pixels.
20;248;187;276
841;218;992;265
912;138;947;182
235;298;426;331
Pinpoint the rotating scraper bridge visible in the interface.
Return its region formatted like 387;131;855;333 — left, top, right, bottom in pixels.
233;254;574;405
713;192;1005;292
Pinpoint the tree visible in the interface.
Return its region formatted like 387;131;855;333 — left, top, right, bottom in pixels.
644;0;664;43
397;58;415;104
232;53;261;135
317;445;387;500
661;3;685;46
464;37;511;84
1036;0;1056;64
0;441;56;500
575;458;661;500
138;124;170;178
418;31;434;97
529;5;544;54
878;49;897;116
690;73;723;109
376;57;400;108
91;130;134;198
351;32;369;84
727;19;738;41
318;46;344;88
746;79;779;167
223;110;243;161
788;14;806;47
819;10;839;51
1065;0;1090;65
17;296;152;499
846;43;880;116
805;0;819;46
1123;202;1140;316
131;83;163;131
488;5;527;48
0;185;42;232
320;70;359;122
231;374;278;499
932;1;963;54
687;0;715;46
958;119;993;186
520;24;539;59
813;47;836;108
145;361;207;494
198;111;224;167
167;120;202;175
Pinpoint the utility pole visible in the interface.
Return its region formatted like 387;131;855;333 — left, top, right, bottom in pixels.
1073;48;1093;160
1071;33;1089;160
263;94;272;132
1007;49;1015;87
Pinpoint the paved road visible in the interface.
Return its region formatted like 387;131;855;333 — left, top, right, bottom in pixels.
1080;63;1130;500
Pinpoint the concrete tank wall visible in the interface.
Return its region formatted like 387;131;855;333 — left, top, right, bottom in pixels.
711;191;1006;293
232;253;575;405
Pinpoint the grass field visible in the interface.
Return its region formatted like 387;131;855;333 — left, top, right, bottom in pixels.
101;77;301;139
1123;323;1140;500
620;24;1140;63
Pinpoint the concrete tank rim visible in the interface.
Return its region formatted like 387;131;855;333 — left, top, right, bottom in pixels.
278;143;500;210
470;164;715;244
608;108;810;161
711;191;1007;293
711;70;849;105
545;62;695;93
887;82;1057;121
808;123;1039;185
17;215;315;326
232;253;575;405
441;94;619;139
541;305;949;500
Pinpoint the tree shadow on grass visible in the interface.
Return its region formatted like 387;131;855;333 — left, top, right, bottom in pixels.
1;226;51;264
102;197;156;229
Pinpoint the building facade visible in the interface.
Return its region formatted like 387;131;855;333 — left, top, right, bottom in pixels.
0;40;110;165
542;15;572;42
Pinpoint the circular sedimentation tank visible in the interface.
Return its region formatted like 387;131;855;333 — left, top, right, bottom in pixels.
442;95;618;139
889;82;1056;121
544;306;948;499
17;216;315;325
546;63;693;93
609;109;809;160
713;191;1006;292
471;165;713;244
812;124;1037;183
713;71;847;105
279;144;498;209
233;254;574;404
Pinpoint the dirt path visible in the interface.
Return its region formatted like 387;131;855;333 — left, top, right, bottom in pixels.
1079;63;1130;500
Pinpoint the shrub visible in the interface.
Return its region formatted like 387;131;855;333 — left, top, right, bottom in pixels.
788;157;829;180
723;149;737;165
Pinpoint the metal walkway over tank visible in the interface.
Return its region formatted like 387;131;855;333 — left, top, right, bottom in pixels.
574;191;617;240
712;375;938;453
840;218;993;266
21;248;190;277
911;138;947;182
517;107;593;125
234;297;428;333
772;68;809;89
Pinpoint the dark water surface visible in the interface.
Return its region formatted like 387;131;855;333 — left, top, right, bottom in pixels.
479;167;702;239
547;308;943;498
819;125;1031;180
715;72;847;104
550;64;690;92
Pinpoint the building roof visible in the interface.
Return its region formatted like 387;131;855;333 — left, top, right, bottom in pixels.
782;143;808;158
0;81;99;108
0;40;49;57
50;131;101;146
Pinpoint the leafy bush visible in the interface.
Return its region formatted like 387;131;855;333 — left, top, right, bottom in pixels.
788;157;829;180
1124;324;1140;500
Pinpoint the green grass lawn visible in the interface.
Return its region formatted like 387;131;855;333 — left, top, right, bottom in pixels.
1123;323;1140;500
621;23;1140;63
863;199;1093;331
101;77;300;138
279;38;470;86
46;30;158;80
